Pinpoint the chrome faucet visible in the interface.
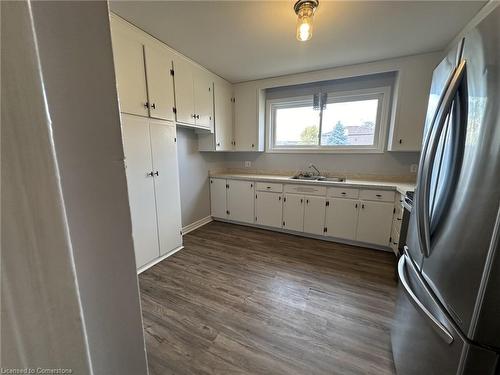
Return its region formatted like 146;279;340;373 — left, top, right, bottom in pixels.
308;163;321;176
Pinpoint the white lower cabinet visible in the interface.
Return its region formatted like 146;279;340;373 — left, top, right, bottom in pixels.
283;194;304;232
304;196;327;235
121;114;182;269
210;178;227;219
227;180;254;223
255;191;283;228
210;180;397;250
325;198;359;240
356;200;394;246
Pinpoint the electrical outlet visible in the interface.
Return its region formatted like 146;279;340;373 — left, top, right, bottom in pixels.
410;164;418;173
244;161;251;168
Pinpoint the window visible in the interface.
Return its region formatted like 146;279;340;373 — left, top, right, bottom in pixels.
267;87;391;153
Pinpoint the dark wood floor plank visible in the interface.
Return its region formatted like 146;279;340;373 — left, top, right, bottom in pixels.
140;221;397;375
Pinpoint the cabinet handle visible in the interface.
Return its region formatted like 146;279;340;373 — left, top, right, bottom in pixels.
306;199;309;204
154;171;159;176
217;142;220;147
376;194;382;197
146;171;154;177
361;204;365;209
399;139;403;144
251;144;255;148
300;198;303;203
278;196;281;201
250;184;253;188
397;217;402;221
144;102;149;109
191;114;196;118
151;103;156;109
341;192;346;195
355;203;358;208
196;114;200;119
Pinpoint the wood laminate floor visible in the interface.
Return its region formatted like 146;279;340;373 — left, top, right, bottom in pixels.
139;221;398;375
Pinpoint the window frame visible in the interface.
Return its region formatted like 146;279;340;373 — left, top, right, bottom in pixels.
266;86;391;153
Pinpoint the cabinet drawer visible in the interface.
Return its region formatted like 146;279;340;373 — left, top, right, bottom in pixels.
256;182;283;193
359;189;395;202
284;184;326;196
327;187;359;199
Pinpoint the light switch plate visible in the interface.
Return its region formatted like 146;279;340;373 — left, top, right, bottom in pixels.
244;161;251;168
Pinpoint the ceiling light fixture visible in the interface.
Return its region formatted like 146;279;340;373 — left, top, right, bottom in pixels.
294;0;319;42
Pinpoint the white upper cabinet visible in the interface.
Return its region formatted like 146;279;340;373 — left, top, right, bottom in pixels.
304;196;326;236
283;194;304;232
111;21;148;117
325;198;359;241
193;68;214;129
173;58;213;130
356;200;394;246
233;84;264;152
144;42;175;121
388;54;439;151
111;16;175;121
227;180;254;223
214;80;234;151
172;57;196;125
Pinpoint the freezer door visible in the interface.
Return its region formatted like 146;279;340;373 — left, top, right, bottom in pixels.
405;44;461;268
420;6;500;345
391;254;498;375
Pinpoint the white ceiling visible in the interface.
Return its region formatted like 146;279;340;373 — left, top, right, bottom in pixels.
110;1;485;83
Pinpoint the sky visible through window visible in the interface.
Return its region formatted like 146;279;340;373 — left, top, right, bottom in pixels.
274;98;379;147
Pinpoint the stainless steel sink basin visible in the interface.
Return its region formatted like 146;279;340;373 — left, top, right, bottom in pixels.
290;175;346;182
290;175;325;181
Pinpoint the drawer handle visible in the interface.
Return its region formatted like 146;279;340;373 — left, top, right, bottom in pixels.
376;194;382;197
341;192;347;195
397;218;402;221
266;186;271;189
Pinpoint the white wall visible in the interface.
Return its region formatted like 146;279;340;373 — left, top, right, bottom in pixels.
2;2;91;371
177;128;225;227
29;2;148;374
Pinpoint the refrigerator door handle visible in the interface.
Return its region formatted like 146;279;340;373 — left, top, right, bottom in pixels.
416;60;467;258
398;252;454;344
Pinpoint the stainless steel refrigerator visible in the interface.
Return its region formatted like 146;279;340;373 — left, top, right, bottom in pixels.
391;4;500;374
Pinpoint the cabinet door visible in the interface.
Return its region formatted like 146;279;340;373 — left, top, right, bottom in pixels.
283;194;304;232
214;80;234;151
325;198;359;240
193;68;213;129
144;43;175;121
233;84;257;151
304;196;326;236
356;201;394;246
121;115;159;268
173;58;195;125
210;178;227;219
255;192;283;228
111;26;148;117
149;120;182;255
227;180;254;223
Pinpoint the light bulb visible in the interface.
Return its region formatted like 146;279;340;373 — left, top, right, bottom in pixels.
296;2;315;42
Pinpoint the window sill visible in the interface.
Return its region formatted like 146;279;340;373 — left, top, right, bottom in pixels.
266;147;385;154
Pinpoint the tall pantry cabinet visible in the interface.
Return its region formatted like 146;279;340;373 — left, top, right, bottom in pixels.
111;15;183;271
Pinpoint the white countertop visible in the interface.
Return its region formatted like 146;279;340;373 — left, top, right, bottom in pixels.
210;173;415;196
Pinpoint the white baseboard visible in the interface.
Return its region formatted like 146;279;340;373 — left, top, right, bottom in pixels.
182;215;213;235
137;245;184;274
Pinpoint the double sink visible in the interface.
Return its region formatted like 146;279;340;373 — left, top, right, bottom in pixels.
289;175;346;183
